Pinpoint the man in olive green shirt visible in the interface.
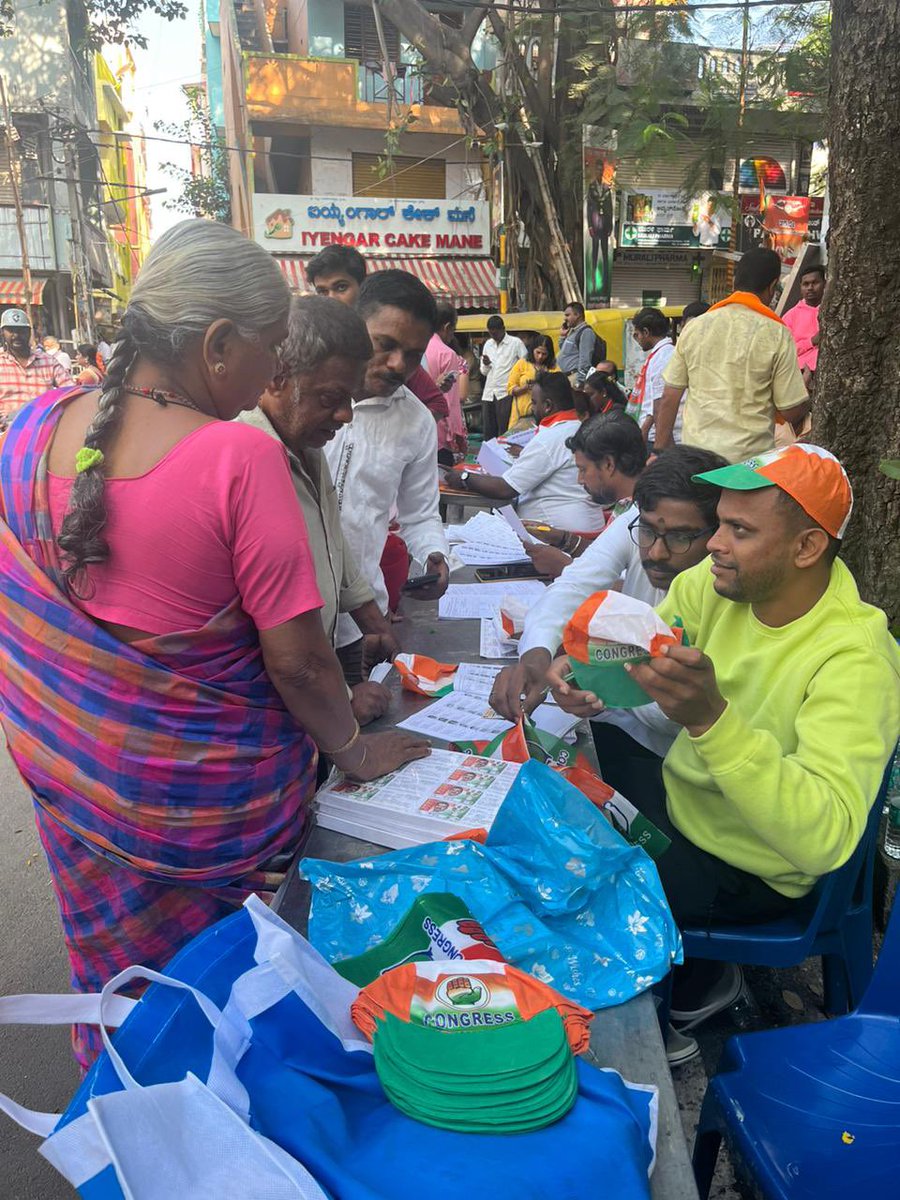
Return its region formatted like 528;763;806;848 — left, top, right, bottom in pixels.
656;249;809;462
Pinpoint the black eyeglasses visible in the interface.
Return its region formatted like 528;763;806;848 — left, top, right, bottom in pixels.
628;518;717;555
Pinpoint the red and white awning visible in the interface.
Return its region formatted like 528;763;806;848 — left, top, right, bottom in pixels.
0;277;46;305
275;256;498;311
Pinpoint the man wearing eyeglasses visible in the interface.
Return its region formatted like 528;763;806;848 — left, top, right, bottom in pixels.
490;444;728;755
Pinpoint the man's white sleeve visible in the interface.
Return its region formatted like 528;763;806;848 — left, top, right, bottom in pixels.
517;506;637;655
396;412;449;564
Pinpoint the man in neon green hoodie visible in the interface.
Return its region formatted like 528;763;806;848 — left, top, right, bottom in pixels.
548;443;900;1055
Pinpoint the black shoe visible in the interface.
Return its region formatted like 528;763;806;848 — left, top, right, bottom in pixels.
670;963;744;1032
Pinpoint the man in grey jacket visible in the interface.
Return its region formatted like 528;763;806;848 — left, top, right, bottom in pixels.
557;301;600;386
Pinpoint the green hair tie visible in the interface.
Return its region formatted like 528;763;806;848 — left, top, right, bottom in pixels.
75;447;105;474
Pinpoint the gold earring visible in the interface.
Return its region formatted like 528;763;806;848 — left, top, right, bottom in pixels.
214;363;226;375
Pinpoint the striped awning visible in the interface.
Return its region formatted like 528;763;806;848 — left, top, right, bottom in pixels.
276;256;498;311
0;277;46;305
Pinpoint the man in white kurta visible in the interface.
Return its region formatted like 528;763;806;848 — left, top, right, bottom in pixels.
324;269;450;649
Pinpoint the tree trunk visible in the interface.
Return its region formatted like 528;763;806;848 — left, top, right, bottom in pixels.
814;0;900;625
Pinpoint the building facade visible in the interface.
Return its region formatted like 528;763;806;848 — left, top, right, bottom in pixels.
94;47;152;324
608;39;823;309
0;0;121;340
206;0;498;311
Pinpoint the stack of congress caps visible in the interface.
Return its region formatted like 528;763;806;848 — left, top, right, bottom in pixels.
352;959;593;1134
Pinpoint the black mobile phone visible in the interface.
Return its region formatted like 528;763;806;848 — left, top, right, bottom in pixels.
402;572;441;592
474;564;549;582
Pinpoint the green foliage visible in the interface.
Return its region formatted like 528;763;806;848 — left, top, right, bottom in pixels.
0;0;188;48
879;460;900;481
156;88;230;224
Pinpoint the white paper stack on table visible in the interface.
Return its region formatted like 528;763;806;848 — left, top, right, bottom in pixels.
438;579;547;620
315;749;522;848
445;511;531;566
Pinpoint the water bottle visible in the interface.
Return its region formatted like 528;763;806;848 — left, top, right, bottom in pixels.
882;749;900;859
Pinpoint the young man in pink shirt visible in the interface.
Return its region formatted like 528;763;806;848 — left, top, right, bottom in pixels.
782;263;825;376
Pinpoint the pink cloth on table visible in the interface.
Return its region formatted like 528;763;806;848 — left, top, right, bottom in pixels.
425;333;468;453
48;420;323;635
782;299;820;372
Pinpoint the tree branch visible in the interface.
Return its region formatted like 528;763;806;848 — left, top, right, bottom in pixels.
460;4;492;48
486;8;559;150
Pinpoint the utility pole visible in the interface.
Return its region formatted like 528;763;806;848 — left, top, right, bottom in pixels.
63;134;95;342
0;74;35;331
496;123;508;314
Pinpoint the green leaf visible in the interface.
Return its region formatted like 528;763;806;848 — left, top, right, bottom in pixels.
878;460;900;480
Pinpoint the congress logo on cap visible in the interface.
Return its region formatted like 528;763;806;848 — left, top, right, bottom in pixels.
693;444;853;539
436;975;489;1010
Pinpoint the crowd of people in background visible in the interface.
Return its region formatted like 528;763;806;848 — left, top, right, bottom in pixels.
0;224;896;1079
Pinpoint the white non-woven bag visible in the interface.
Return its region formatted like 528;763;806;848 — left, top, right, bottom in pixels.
0;896;366;1197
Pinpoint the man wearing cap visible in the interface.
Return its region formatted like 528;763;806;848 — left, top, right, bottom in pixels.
547;444;900;1053
0;308;72;428
653;248;809;462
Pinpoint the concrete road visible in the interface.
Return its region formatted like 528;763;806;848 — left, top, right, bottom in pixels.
0;753;77;1199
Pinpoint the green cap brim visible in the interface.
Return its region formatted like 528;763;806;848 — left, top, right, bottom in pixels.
692;463;779;490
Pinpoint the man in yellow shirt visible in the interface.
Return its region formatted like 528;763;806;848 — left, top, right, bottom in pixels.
548;444;900;1057
655;249;809;461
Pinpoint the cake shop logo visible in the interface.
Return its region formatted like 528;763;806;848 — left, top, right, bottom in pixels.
435;975;489;1010
264;208;294;239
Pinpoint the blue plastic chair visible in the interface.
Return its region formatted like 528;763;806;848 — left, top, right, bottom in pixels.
692;893;900;1199
681;763;893;1017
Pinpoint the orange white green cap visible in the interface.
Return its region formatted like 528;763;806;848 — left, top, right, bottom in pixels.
693;444;853;539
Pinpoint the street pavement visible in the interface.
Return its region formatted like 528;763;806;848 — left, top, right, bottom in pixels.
0;752;76;1199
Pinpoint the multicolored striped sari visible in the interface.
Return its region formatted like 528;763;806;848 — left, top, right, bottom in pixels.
0;390;317;1065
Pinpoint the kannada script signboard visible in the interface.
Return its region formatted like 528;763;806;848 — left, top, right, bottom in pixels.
253;194;491;256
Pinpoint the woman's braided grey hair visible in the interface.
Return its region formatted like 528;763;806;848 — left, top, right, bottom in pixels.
57;219;290;591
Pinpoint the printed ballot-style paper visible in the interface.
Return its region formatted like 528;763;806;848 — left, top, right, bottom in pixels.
315;749;522;848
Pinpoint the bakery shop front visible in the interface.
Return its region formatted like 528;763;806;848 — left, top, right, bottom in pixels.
252;194;498;311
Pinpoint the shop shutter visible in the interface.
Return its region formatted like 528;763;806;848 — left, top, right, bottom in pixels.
344;5;401;63
609;258;701;309
352;153;447;199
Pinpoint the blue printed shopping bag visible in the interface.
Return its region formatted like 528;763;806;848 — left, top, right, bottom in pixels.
302;759;682;1009
0;896;660;1199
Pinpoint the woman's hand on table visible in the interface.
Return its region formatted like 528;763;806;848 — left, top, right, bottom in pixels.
337;730;431;781
546;654;605;717
350;682;391;726
490;648;551;721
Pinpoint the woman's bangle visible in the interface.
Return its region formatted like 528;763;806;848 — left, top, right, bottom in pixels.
342;745;369;781
323;721;360;757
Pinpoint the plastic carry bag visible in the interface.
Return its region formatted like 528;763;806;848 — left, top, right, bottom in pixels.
0;896;660;1199
302;760;682;1011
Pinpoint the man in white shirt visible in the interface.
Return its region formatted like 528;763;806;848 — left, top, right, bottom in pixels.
324;270;450;651
480;316;527;403
630;308;676;448
489;445;727;764
443;373;612;533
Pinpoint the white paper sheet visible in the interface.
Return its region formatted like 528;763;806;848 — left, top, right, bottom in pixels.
398;691;513;742
479;618;518;659
501;426;538;448
496;504;539;544
453;662;503;700
438;580;547;621
367;661;394;685
477;440;513;474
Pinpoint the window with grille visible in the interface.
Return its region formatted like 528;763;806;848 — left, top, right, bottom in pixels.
344;4;401;64
352;153;446;199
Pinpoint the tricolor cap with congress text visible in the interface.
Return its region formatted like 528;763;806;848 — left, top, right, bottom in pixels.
693;444;853;539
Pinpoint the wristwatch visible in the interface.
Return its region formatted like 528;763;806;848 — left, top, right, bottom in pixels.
458;471;471;488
